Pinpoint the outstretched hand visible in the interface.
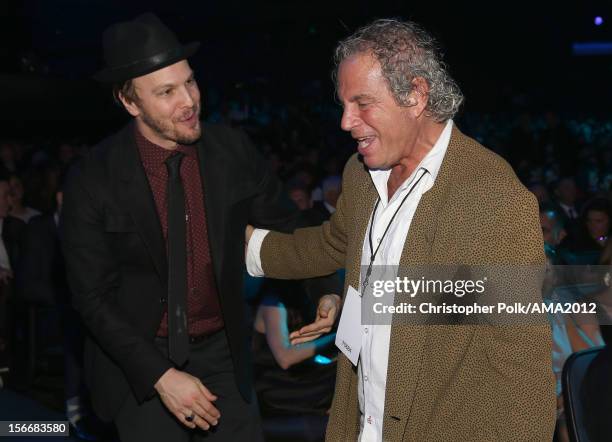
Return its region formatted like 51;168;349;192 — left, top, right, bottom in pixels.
245;224;254;244
245;225;254;259
289;294;341;345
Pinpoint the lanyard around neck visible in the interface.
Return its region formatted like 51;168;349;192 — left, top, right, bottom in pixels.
362;169;428;292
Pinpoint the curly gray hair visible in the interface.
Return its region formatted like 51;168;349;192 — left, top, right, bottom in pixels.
334;19;463;122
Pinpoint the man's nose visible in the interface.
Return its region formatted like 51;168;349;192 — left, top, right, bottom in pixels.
340;106;358;132
180;86;195;108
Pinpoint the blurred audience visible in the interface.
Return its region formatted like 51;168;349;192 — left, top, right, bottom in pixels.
0;142;21;175
8;174;40;223
250;182;341;441
529;182;551;206
252;280;338;442
0;99;611;440
311;175;341;219
287;180;313;211
559;198;611;264
539;204;567;264
579;241;612;441
20;182;106;440
0;175;26;382
553;177;581;229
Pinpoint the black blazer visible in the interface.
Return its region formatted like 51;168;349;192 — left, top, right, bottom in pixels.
20;214;67;305
2;216;26;271
60;122;297;420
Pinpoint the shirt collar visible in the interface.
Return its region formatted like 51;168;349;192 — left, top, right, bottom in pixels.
134;125;197;174
369;119;453;202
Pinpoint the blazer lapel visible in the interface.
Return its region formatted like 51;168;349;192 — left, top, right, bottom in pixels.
345;161;378;292
117;126;168;286
383;126;463;432
197;132;226;281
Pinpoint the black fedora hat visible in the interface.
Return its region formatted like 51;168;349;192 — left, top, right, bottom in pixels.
94;12;199;83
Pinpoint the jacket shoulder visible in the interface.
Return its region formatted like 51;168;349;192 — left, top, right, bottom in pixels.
61;128;133;209
199;122;264;178
453;131;526;196
343;153;369;183
72;125;127;174
200;123;251;153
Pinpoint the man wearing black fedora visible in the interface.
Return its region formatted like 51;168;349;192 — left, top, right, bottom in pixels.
61;12;295;441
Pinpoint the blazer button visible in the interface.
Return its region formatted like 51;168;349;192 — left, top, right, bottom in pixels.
160;297;167;303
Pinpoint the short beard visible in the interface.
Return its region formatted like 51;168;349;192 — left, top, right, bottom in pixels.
141;111;201;146
176;131;201;145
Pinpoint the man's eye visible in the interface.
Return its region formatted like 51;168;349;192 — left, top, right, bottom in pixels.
159;89;172;96
357;102;369;109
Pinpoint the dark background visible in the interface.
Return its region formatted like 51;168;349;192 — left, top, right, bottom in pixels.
0;3;610;436
1;0;611;140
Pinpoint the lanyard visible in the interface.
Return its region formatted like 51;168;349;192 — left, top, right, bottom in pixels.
362;169;428;293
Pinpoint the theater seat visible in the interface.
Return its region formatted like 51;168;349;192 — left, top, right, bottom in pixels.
562;346;605;442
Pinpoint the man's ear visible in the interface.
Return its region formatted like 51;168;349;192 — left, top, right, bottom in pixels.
118;92;141;118
406;77;429;117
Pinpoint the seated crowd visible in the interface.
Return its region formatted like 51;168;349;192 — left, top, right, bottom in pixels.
0;107;610;441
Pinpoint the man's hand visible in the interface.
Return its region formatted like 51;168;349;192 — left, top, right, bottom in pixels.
289;294;341;345
154;368;220;430
245;224;254;245
0;268;13;285
245;225;254;259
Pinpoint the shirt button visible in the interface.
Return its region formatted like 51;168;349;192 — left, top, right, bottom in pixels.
160;297;167;303
364;375;369;382
367;416;373;424
377;237;381;243
364;327;369;334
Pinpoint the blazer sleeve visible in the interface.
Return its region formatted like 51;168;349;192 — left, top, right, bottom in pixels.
19;218;56;305
60;164;172;403
259;160;352;280
242;130;299;233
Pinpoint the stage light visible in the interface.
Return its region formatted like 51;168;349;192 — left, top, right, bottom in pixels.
314;354;333;365
594;16;604;26
572;41;612;55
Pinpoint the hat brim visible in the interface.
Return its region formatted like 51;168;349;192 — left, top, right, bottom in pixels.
93;41;200;83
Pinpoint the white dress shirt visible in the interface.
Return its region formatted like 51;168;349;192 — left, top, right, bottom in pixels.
559;202;578;220
247;119;453;441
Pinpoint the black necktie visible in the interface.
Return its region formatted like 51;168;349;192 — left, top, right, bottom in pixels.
165;152;189;365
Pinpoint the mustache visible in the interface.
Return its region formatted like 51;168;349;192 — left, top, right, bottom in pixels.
176;106;200;121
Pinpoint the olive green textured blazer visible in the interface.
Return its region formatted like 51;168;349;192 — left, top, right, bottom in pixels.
260;126;556;441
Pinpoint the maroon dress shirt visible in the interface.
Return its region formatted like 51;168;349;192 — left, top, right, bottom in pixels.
135;128;224;337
